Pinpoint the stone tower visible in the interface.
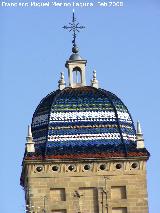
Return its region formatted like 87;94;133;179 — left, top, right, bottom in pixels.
21;13;150;213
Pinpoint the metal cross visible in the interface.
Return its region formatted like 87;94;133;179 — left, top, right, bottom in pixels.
63;10;85;48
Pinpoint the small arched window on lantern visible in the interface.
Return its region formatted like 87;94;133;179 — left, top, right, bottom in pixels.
72;67;82;86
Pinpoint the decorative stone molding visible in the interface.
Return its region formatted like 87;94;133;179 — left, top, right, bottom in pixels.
24;160;145;176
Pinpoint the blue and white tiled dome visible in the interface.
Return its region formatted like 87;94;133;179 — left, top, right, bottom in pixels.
25;86;148;160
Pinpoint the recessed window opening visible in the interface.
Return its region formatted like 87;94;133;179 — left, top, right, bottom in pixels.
73;67;82;84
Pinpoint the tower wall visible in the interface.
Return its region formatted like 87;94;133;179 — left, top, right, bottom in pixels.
23;159;149;213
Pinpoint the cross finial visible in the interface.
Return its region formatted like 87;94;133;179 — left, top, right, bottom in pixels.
63;9;85;53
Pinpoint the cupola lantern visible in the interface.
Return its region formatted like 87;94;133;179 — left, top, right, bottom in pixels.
63;10;87;88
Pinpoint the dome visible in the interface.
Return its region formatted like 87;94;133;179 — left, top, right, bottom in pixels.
69;53;82;60
25;86;149;160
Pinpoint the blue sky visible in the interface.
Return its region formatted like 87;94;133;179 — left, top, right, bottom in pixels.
1;0;160;212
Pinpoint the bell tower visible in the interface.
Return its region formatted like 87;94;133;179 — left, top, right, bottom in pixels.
21;12;150;213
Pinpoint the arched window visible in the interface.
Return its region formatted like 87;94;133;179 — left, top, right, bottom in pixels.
73;67;82;84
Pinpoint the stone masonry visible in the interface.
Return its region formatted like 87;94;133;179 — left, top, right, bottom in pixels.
22;158;149;213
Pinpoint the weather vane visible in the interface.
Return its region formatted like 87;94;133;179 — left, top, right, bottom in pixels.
63;9;85;53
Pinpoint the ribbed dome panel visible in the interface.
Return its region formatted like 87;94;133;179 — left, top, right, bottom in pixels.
27;86;149;160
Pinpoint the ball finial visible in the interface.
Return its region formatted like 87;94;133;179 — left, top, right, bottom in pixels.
72;45;79;54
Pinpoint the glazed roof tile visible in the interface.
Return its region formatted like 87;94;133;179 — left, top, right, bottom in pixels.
24;86;149;160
